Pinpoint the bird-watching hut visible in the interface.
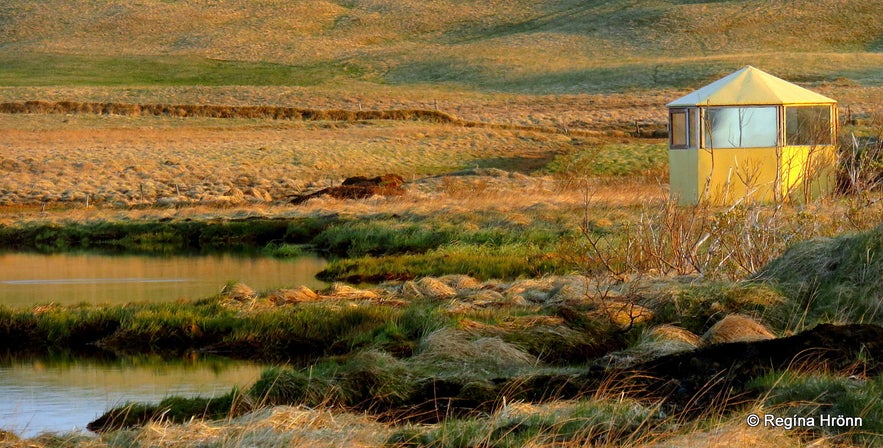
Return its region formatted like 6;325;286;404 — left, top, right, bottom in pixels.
667;66;837;205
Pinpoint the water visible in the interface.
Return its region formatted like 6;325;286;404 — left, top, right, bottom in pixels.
0;356;266;438
0;252;327;308
0;252;325;437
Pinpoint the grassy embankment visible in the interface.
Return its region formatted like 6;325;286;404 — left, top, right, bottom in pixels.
0;223;880;446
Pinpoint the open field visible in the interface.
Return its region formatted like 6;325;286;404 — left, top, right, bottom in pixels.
0;0;882;446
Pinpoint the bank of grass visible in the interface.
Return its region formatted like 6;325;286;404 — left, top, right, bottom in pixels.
754;223;883;329
318;243;565;283
313;210;575;281
0;218;297;254
0;298;449;362
2;253;881;445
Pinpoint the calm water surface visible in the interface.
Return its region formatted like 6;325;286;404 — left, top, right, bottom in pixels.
0;252;327;307
0;252;324;437
0;357;266;438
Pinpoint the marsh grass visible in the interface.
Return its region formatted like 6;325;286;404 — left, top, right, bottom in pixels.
751;371;883;445
388;397;662;448
0;1;880;444
755;223;883;330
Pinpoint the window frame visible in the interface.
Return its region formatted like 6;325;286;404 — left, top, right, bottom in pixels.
784;105;834;147
669;107;696;149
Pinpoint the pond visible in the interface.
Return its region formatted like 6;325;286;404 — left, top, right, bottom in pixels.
0;252;328;308
0;251;325;437
0;355;267;438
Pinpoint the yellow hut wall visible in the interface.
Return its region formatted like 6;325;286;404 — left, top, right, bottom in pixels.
670;145;836;205
668;150;699;204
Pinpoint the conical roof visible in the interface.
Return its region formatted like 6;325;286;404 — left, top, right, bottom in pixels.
667;66;836;107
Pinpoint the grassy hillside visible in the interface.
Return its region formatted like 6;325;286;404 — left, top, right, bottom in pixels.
0;0;881;93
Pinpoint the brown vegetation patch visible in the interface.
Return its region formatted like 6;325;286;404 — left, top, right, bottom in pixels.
289;174;406;205
0;101;460;124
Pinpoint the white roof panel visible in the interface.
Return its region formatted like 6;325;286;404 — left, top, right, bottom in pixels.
667;66;836;107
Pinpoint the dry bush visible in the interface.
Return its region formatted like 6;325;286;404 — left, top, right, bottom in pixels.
839;126;883;196
575;183;881;283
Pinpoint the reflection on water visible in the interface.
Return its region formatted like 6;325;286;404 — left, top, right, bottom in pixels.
0;356;266;438
0;252;327;308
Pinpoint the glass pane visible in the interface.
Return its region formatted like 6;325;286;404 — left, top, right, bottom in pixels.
704;107;777;148
786;106;831;146
670;110;687;148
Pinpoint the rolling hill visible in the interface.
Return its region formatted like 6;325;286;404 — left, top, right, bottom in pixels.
0;0;881;94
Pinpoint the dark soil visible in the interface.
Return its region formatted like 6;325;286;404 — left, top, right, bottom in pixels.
383;323;883;422
289;174;406;205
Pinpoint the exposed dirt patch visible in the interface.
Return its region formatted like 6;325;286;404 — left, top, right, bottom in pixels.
289;174;406;205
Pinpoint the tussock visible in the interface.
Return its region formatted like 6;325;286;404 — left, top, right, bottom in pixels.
701;314;775;345
462;289;507;307
594;302;654;330
438;274;483;290
600;325;700;368
504;277;560;304
414;328;534;376
648;324;703;348
327;283;379;301
756;223;883;326
413;277;458;300
268;285;319;304
222;282;257;301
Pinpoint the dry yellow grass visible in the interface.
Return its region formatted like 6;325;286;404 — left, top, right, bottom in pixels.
645;414;807;448
0;112;588;208
702;314;776;345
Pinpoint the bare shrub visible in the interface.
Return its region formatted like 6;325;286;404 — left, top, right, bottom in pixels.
839;131;882;196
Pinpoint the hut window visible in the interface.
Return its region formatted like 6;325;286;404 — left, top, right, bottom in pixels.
669;108;695;149
786;106;831;146
703;106;777;149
